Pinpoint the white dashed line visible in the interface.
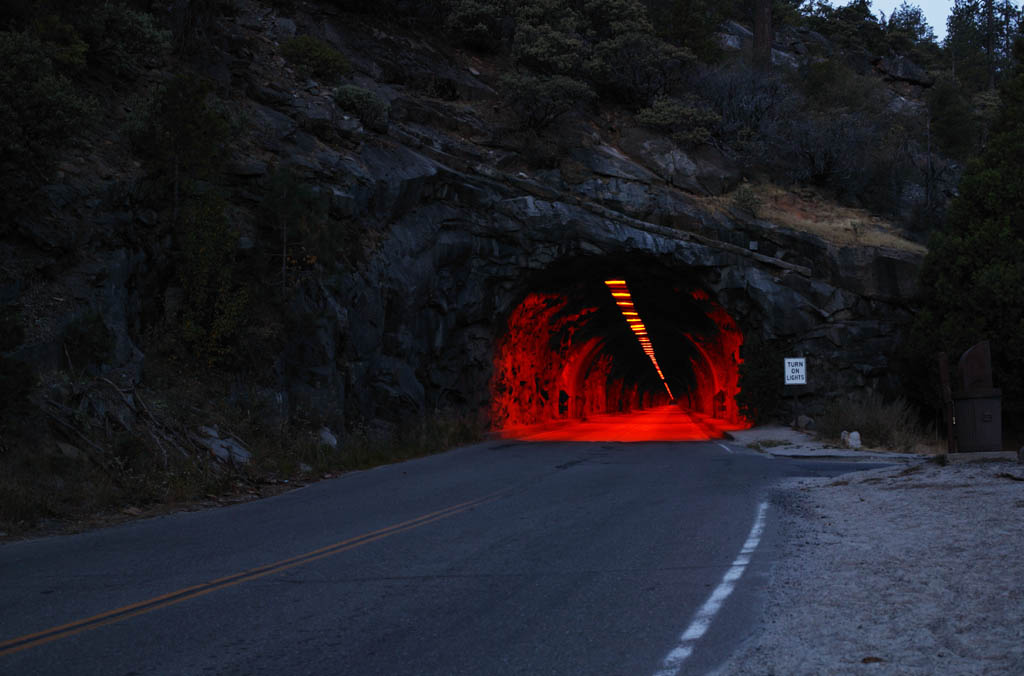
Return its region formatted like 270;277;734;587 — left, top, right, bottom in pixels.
653;501;769;676
717;443;733;454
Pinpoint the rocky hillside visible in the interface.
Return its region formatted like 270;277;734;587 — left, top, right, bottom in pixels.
0;0;947;529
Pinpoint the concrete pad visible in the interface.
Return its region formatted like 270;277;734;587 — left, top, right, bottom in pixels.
727;425;923;461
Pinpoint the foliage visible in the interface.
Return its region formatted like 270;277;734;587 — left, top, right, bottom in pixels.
135;72;232;207
799;57;886;113
281;35;351;82
908;40;1024;405
800;0;887;54
78;2;170;78
0;313;33;419
640;0;734;60
731;183;762;215
444;0;512;51
501;71;595;129
736;335;790;423
635;95;719;146
334;84;390;132
927;75;981;159
0;30;96;210
178;196;250;366
259;168;331;291
944;0;1021;92
512;0;587;74
817;390;931;450
63;311;114;372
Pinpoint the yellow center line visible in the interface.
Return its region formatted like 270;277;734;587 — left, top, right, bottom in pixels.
0;492;504;657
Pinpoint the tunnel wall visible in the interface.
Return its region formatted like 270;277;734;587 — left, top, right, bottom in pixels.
489;292;654;428
291;175;920;432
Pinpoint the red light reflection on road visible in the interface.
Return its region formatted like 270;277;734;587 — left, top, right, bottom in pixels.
498;405;743;442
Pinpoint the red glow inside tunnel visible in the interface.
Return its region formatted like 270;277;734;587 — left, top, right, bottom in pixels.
491;290;751;442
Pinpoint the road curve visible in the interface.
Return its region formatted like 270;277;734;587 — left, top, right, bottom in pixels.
0;438;877;675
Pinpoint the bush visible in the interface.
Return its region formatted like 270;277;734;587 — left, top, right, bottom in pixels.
512;0;586;75
179;196;250;366
63;311;114;372
78;2;170;78
0;312;33;419
636;95;719;146
444;0;512;51
135;72;232;204
334;85;390;133
501;71;595;129
281;35;351;82
817;390;931;450
0;31;95;197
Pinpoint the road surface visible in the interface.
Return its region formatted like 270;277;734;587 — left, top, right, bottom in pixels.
0;434;881;675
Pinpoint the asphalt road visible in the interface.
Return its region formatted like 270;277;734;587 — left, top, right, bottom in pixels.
0;438;880;676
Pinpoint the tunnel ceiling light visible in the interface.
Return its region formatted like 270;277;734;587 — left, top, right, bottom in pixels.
603;279;674;400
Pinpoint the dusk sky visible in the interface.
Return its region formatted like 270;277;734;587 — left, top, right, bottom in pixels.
871;0;954;41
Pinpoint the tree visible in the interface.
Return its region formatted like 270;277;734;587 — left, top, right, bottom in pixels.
908;39;1024;406
945;0;1021;90
752;0;773;71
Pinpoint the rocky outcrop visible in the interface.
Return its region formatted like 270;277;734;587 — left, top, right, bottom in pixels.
1;0;927;444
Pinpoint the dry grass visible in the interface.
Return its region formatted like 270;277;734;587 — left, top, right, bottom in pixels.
816;390;935;451
699;183;928;254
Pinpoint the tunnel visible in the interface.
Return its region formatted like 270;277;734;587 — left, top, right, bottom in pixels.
490;258;751;441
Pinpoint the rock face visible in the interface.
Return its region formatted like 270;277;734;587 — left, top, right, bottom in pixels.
2;1;926;440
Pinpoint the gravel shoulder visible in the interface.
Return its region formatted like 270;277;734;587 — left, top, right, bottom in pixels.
714;459;1024;675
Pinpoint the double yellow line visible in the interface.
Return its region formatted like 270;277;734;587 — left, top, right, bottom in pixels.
0;491;502;657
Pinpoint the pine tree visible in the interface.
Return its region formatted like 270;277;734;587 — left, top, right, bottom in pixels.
909;39;1024;404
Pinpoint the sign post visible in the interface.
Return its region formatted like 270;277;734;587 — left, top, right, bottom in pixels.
784;358;806;423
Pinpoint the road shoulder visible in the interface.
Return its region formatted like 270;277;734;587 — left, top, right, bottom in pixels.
712;461;1024;674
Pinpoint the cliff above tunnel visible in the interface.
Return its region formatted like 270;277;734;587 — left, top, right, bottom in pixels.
2;0;926;449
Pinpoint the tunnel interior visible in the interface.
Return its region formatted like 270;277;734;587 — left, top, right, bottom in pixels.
490;257;750;440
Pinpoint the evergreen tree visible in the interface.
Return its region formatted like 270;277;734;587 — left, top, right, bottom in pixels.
909;39;1024;404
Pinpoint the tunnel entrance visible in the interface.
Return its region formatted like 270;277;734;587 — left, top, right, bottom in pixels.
490;261;751;442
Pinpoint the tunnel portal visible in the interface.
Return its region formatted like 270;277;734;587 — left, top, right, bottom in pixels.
490;261;751;441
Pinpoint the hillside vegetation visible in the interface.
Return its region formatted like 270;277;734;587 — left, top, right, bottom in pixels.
1;0;1022;532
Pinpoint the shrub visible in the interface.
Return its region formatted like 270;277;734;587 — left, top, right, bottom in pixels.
512;0;586;75
817;391;931;450
635;95;719;146
0;313;33;419
63;311;114;372
501;71;595;129
281;35;351;82
444;0;511;51
0;31;95;198
585;33;690;104
731;184;761;216
78;2;170;78
334;85;390;133
135;72;232;207
259;168;331;291
179;196;250;366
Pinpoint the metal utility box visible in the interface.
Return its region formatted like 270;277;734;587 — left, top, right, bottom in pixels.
952;341;1003;452
954;390;1002;452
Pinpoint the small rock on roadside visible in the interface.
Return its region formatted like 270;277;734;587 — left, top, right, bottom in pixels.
319;426;338;448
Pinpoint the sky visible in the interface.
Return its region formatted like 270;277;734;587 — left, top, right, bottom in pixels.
870;0;954;41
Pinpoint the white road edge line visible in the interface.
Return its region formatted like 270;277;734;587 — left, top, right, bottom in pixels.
716;443;733;454
653;501;769;676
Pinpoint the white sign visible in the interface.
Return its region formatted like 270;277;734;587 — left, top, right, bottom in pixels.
784;358;806;385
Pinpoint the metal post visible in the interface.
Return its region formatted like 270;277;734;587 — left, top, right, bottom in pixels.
938;352;956;454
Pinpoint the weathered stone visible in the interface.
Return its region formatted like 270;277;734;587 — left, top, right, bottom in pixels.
874;55;934;87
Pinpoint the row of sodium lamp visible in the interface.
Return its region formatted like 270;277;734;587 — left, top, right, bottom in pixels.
604;280;674;399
